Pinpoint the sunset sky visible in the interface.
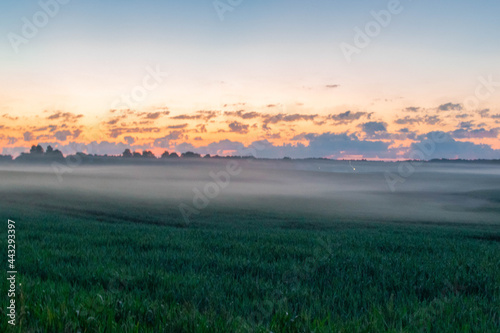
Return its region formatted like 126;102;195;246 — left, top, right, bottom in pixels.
1;0;500;159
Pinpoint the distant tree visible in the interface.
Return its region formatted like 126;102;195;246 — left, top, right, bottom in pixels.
203;154;211;159
133;152;142;158
161;151;170;159
30;144;44;154
181;151;201;158
46;145;54;153
168;152;179;158
122;149;132;158
142;150;156;158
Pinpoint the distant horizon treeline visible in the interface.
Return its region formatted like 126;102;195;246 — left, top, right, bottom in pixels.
0;144;257;163
0;144;500;164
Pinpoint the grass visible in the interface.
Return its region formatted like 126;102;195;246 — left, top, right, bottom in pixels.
0;190;499;332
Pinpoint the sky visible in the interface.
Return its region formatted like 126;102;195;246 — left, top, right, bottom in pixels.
1;0;500;159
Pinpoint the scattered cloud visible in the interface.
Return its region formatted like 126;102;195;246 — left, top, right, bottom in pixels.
329;111;371;124
228;121;249;134
438;103;462;111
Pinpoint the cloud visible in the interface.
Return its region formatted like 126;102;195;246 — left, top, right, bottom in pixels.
23;132;33;141
412;132;500;159
228;121;249;134
73;129;82;138
2;114;19;121
459;121;473;129
171;110;219;121
404;107;421;112
438;103;463;111
329;111;370;124
224;110;260;119
107;118;120;125
124;136;135;145
7;137;18;145
47;111;84;122
153;131;184;148
262;113;317;129
360;122;390;139
394;116;421;125
478;109;500;119
325;84;340;89
54;130;72;141
451;128;499;139
109;127;161;138
424;115;440;125
140;111;170;120
167;124;188;129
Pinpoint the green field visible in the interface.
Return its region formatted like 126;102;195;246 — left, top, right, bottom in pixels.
0;162;499;332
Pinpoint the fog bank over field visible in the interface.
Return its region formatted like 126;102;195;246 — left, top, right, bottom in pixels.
1;160;499;226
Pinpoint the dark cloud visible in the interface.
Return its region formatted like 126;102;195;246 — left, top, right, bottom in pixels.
23;132;33;141
360;122;390;139
140;111;170;120
171;111;219;121
54;130;72;141
124;136;135;145
424;115;441;125
438;103;463;111
47;112;84;122
451;128;499;139
404;107;421;112
394;116;421;125
224;110;260;119
167;124;188;129
228;121;249;134
7;137;18;145
412;132;500;159
107;118;120;125
459;121;473;129
263;113;317;127
325;84;340;89
329;111;370;124
153;131;184;148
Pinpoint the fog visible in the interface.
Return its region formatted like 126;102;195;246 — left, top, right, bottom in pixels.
1;159;499;225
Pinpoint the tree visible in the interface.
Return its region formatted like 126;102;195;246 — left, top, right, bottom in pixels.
122;149;132;158
133;152;142;158
181;151;201;158
142;150;156;158
30;144;44;154
46;145;54;153
161;151;170;159
168;152;179;158
203;154;211;159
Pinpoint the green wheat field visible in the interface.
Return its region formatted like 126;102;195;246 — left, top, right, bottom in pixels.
1;160;499;332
